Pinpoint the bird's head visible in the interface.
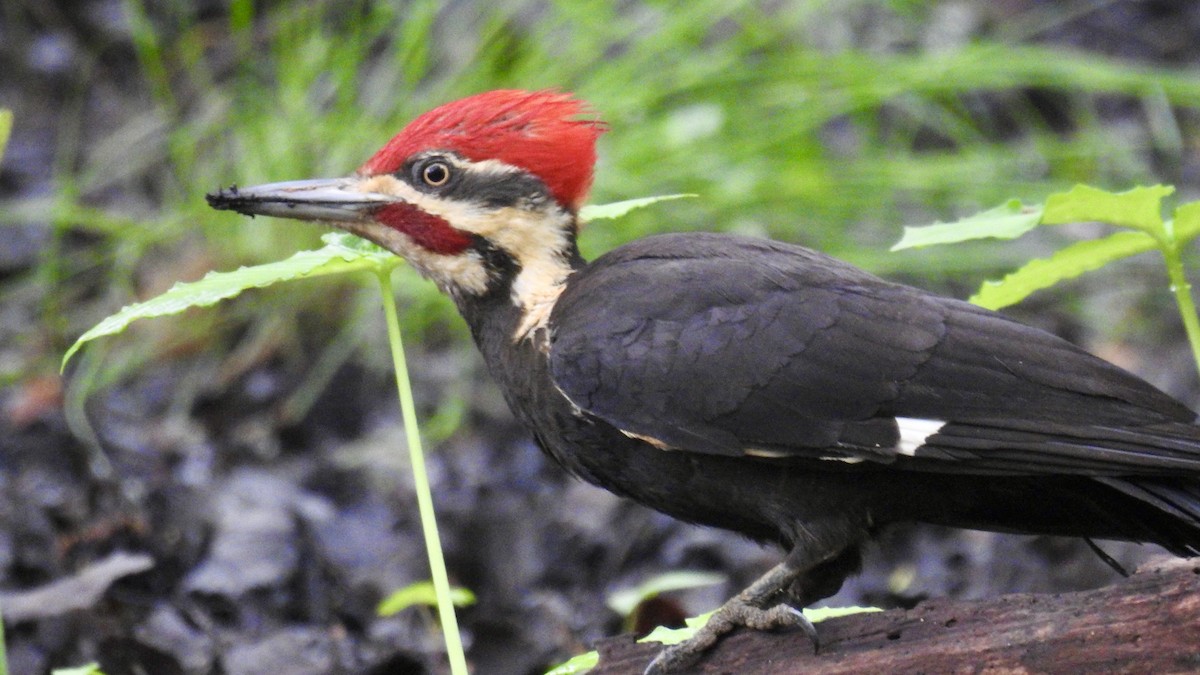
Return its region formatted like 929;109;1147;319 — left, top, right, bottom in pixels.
208;90;607;313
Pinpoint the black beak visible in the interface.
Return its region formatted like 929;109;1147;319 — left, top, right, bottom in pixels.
206;177;396;223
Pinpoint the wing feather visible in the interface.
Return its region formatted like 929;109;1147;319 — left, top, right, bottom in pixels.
549;233;1200;476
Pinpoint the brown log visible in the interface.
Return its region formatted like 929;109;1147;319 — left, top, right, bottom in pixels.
590;557;1200;674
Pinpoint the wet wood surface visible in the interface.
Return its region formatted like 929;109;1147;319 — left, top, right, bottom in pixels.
591;558;1200;674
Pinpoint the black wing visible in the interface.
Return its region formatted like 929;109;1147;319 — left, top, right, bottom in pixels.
548;232;1200;477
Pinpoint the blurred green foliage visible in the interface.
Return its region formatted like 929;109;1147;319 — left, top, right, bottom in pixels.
6;0;1200;385
897;184;1200;376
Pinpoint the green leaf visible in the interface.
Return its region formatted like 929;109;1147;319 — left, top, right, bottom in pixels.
1171;201;1200;242
543;651;599;675
638;610;717;647
377;580;476;616
62;233;397;369
0;109;12;162
580;194;696;222
804;605;884;622
638;605;882;647
52;665;106;675
891;199;1043;251
970;229;1157;310
1042;184;1174;233
323;230;391;254
606;571;725;616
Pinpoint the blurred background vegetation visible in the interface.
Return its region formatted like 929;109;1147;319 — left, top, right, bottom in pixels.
4;2;1200;671
5;0;1200;407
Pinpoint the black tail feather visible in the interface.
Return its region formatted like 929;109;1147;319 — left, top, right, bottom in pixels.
1095;476;1200;556
1082;538;1130;576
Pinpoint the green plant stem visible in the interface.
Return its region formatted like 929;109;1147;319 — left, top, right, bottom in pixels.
375;271;468;675
1159;242;1200;382
1;600;8;675
0;103;8;675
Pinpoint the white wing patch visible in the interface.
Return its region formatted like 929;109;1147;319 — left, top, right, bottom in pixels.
744;447;792;459
748;447;867;462
896;417;946;456
817;455;867;464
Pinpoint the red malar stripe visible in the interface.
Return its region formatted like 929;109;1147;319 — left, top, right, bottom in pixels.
373;203;473;255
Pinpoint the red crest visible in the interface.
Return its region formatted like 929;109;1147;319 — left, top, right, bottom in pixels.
360;90;607;210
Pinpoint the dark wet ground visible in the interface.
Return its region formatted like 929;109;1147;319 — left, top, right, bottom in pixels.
3;2;1200;674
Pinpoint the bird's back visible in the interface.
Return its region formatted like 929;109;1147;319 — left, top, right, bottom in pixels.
547;232;1200;556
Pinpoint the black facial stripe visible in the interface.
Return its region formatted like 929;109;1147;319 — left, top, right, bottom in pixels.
398;153;554;208
469;234;520;296
449;168;551;208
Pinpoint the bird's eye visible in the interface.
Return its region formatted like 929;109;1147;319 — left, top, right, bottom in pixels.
421;161;451;187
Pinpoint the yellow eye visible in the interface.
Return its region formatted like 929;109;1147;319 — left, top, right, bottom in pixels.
422;161;451;187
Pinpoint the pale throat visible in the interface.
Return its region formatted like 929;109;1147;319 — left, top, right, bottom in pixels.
489;207;577;345
406;198;578;328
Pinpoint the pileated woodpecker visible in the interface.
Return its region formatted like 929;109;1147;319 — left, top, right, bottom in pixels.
209;90;1200;673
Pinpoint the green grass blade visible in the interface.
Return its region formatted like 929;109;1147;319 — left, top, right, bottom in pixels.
120;0;173;109
891;199;1044;251
970;229;1157;310
2;107;13;675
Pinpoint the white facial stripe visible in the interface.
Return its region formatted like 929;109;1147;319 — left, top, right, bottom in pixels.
358;174;465;219
896;417;946;456
465;157;527;178
355;172;577;337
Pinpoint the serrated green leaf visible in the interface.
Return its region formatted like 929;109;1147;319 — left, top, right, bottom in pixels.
1042;184;1174;233
606;571;725;616
377;580;476;616
0;109;12;162
970;229;1157;310
580;194;696;222
543;651;599;675
62;235;397;369
891;199;1043;251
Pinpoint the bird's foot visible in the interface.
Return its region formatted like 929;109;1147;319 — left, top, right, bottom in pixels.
643;561;818;675
644;602;816;674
